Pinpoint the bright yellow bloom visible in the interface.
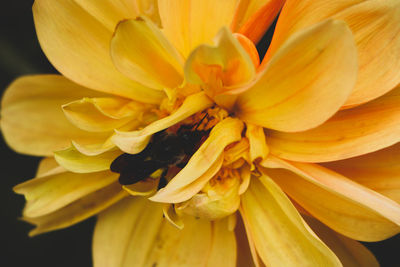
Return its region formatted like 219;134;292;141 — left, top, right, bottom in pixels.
2;0;400;266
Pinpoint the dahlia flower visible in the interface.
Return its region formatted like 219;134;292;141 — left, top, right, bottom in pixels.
2;0;400;266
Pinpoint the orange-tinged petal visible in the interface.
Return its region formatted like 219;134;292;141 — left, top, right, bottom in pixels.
304;216;379;267
232;0;285;43
236;19;358;132
261;156;400;241
112;92;213;154
158;0;238;57
33;0;164;103
93;198;236;267
268;86;400;162
54;145;122;173
323;143;400;203
185;28;255;109
24;182;127;236
111;17;184;91
150;118;244;203
62;97;149;132
265;0;400;107
14;170;118;217
241;175;341;266
0;75;109;156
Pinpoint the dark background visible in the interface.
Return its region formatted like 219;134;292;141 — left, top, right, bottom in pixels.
0;1;398;266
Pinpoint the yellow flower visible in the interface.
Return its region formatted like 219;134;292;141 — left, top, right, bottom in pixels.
2;0;400;266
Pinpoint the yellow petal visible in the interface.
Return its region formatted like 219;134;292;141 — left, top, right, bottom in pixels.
158;0;238;57
304;216;379;267
122;178;159;196
23;182;126;236
111;17;183;91
163;204;184;230
236;19;358;132
246;123;269;162
150;118;244;203
54;145;122;173
0;75;109;156
185;27;256;110
235;215;258;267
268;86;400;162
62;97;151;132
36;157;64;177
93;198;236;267
265;0;400;107
33;0;164;103
14;170;118;217
323;143;400;203
241;175;341;266
112;92;213;154
232;0;285;43
261;156;400;241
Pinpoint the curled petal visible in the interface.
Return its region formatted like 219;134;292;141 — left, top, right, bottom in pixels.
246;123;269;162
236;19;358;132
268;86;400;162
54;145;122;173
112;92;213;154
261;156;400;241
241;175;341;266
150;118;244;203
93;198;236;267
0;75;108;156
111;17;183;91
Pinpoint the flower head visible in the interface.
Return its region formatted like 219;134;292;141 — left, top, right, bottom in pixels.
2;0;400;266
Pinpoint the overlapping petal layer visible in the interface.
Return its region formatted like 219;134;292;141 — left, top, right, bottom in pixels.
265;0;400;107
236;19;358;132
1;75;108;156
241;175;341;266
111;17;183;91
93;198;236;267
267;86;400;162
33;0;164;103
158;0;238;57
323;143;400;203
261;157;400;241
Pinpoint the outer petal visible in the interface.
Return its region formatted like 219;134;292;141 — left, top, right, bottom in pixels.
323;143;400;203
150;118;244;203
232;0;285;43
236;20;358;132
0;75;109;156
62;97;152;132
93;198;236;267
265;0;400;107
112;92;213;154
241;175;341;266
14;170;118;217
304;216;379;267
261;156;400;241
33;0;164;103
54;146;122;173
23;182;127;236
268;86;400;162
158;0;238;57
111;17;183;91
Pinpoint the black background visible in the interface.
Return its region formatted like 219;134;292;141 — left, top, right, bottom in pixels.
0;1;398;266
